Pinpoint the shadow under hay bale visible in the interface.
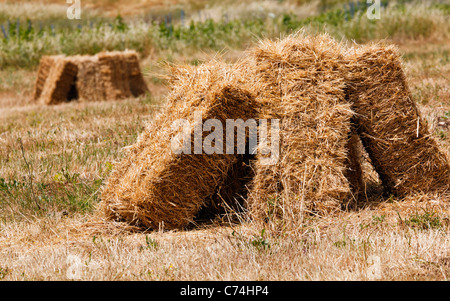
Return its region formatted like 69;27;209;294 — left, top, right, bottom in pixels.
98;61;258;230
346;43;450;197
245;33;354;229
194;153;256;226
343;123;365;209
344;122;385;209
33;50;148;105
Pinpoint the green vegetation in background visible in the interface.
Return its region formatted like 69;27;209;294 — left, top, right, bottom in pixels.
0;1;448;69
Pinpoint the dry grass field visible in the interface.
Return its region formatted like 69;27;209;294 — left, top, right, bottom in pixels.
0;0;449;281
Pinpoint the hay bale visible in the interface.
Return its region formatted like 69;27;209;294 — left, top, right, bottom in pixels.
123;50;149;97
34;51;148;104
98;61;257;230
39;56;78;105
245;33;354;228
346;43;450;196
70;55;106;102
98;51;132;100
33;55;59;101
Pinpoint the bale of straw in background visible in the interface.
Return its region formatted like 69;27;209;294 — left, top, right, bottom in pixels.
99;61;257;230
98;51;132;100
33;55;59;101
346;43;450;196
123;50;149;97
70;55;106;102
34;51;148;104
39;57;78;105
245;33;354;228
69;51;147;102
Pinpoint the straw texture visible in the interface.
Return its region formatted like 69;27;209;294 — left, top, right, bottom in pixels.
34;50;148;104
98;61;258;230
245;33;354;228
33;55;58;101
346;43;450;197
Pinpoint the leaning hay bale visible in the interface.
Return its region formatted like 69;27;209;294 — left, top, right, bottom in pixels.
245;33;354;229
346;43;450;197
33;55;59;101
39;57;78;105
98;61;257;230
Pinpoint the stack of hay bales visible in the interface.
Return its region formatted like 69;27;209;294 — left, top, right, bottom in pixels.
345;43;450;197
99;61;258;230
33;50;148;105
244;33;354;228
97;33;449;232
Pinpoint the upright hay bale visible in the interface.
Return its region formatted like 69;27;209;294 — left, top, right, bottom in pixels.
98;51;132;100
346;43;450;196
70;55;106;102
123;51;149;97
39;57;78;105
245;33;354;228
99;61;257;230
71;50;147;102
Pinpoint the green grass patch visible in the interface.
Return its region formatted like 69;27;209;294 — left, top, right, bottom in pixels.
405;210;443;230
